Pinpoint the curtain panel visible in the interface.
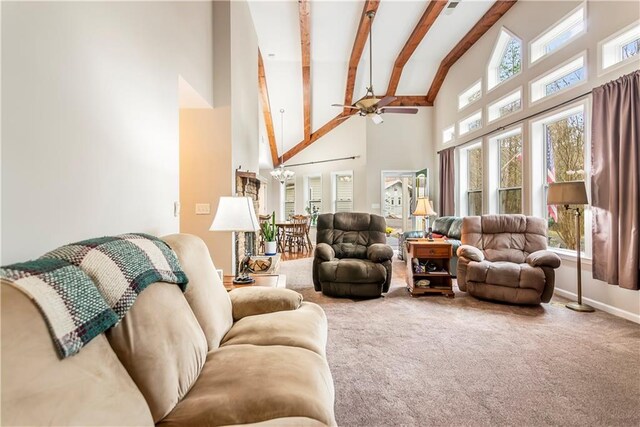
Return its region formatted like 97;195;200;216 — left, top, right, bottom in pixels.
591;70;640;290
439;147;455;216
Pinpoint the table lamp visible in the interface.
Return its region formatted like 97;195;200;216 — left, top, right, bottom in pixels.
547;181;593;312
413;197;438;240
210;196;260;284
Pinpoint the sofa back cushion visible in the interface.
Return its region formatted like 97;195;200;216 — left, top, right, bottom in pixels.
461;215;548;263
447;218;463;239
106;282;208;423
162;234;233;350
432;216;456;236
1;284;153;426
317;213;386;259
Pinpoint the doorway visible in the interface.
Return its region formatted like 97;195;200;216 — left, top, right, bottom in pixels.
381;170;429;248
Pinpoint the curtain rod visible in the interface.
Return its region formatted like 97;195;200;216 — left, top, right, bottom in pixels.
286;155;360;167
436;90;592;154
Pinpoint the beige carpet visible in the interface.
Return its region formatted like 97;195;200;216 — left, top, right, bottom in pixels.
280;257;640;427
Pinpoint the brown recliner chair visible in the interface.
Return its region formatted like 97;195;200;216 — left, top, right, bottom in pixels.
313;213;393;299
457;215;561;305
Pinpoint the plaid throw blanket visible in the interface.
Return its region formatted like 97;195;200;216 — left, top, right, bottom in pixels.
1;259;118;358
42;233;188;320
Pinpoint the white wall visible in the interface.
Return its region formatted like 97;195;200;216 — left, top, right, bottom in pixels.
432;0;640;322
1;1;215;263
262;108;434;221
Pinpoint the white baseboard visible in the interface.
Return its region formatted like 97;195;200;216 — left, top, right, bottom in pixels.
553;288;640;324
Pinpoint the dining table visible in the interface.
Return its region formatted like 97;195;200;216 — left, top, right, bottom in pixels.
275;221;312;252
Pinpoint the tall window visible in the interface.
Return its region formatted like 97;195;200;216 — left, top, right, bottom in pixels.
284;181;295;219
488;29;522;90
306;176;322;214
335;173;353;212
544;109;586;251
498;131;523;214
467;146;483;215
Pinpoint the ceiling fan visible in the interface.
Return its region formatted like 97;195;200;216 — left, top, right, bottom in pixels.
332;10;418;124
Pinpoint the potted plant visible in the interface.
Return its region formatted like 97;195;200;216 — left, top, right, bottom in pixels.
262;212;277;255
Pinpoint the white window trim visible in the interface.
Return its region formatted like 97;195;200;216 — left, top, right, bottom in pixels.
487;86;523;124
458;109;483;137
529;2;587;67
443;124;455;144
529;51;587;106
488;126;523;214
457;140;483;216
486;27;523;93
304;174;322;214
529;98;592;258
598;20;640;77
458;79;483;111
331;170;354;213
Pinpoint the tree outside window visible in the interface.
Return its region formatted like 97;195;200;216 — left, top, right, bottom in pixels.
467;147;483;216
498;133;522;214
499;37;522;82
545;112;585;250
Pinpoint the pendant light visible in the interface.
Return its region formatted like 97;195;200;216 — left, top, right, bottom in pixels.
270;108;295;184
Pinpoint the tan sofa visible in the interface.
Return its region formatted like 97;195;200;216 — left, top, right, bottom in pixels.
457;215;561;305
1;234;336;426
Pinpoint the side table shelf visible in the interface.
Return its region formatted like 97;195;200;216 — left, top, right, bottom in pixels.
405;239;454;298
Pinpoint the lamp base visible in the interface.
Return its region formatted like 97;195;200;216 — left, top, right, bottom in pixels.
233;275;255;285
566;301;595;312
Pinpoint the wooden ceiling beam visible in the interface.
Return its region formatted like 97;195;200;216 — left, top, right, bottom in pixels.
426;0;518;104
344;0;380;113
385;0;447;97
258;50;280;167
299;0;312;141
387;96;432;107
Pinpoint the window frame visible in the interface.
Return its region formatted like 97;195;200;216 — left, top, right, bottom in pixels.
442;124;455;144
598;20;640;76
332;171;354;213
458;79;483;111
305;174;322;216
458;110;483;137
488;126;524;215
487;86;523;124
487;27;523;93
529;99;591;258
529;51;587;106
283;180;296;220
529;2;587;66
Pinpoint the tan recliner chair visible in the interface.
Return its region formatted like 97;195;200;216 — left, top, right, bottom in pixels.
456;215;561;305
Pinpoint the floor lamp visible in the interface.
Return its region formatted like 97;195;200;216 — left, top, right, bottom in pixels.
547;181;594;312
210;196;260;284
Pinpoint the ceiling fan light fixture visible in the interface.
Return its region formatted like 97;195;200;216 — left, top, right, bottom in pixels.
370;114;383;125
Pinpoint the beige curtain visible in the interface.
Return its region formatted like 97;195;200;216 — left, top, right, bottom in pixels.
591;70;640;290
439;147;455;216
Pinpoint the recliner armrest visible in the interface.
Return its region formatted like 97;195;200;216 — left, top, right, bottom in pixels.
367;243;394;262
457;245;484;262
229;287;303;321
526;250;561;269
315;243;335;262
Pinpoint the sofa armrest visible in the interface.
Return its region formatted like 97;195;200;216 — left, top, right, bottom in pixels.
456;245;484;262
526;250;561;269
229;287;303;321
315;243;335;262
367;243;394;263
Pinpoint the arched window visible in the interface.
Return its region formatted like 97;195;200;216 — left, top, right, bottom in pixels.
487;28;522;91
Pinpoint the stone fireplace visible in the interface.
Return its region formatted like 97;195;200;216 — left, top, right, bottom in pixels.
235;169;261;259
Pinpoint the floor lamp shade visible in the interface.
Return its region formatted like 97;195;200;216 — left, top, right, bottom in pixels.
547;181;589;205
210;197;260;232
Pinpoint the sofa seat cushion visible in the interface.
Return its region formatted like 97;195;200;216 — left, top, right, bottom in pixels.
158;344;335;427
466;261;546;292
318;259;386;284
220;302;327;356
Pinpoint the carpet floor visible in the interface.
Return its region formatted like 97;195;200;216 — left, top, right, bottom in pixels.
280;257;640;427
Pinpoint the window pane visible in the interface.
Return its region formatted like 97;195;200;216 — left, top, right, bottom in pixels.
499;188;522;214
467;147;482;191
544;112;585;250
468;191;482;216
336;175;353;213
499;99;521;116
622;38;640;59
285;182;295;219
499;37;522;82
544;20;584;54
545;67;585;96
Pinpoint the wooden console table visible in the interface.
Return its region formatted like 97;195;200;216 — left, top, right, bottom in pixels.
405;240;454;298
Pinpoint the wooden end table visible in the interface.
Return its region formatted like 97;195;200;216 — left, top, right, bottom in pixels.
223;274;286;292
405;239;454;298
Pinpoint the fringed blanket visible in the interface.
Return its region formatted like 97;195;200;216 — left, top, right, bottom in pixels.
1;233;188;358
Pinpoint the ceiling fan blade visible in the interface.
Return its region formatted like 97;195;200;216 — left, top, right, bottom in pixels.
375;96;397;108
331;104;359;109
381;107;419;114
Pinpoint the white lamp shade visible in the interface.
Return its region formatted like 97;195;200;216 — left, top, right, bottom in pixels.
210;197;260;232
413;198;437;216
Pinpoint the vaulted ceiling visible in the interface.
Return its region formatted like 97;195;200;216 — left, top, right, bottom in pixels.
249;0;517;168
